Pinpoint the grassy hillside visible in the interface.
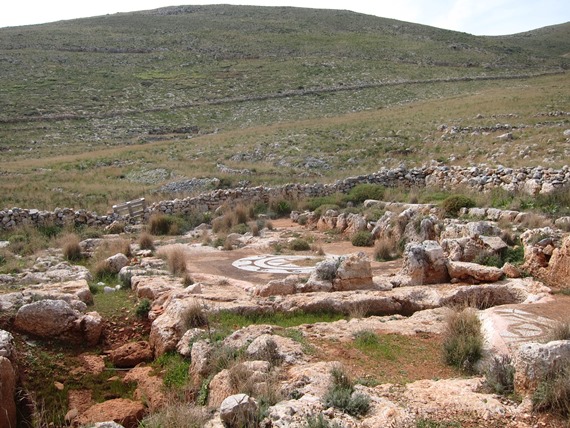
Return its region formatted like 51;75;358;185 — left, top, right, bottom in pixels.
0;5;569;211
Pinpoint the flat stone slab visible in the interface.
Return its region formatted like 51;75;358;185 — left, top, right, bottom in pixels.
232;255;317;274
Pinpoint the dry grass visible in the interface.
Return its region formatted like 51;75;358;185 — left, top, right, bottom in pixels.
374;237;400;261
140;402;209;428
549;321;570;342
138;232;155;251
59;233;83;261
442;308;484;373
182;299;208;329
158;245;188;275
519;213;553;229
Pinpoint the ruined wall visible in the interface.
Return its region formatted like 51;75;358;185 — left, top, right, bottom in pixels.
1;164;568;230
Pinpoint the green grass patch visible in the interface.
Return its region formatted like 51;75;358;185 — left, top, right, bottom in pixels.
211;310;346;332
153;352;191;391
353;330;402;361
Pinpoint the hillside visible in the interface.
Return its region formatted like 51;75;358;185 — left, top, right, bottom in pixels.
0;5;569;211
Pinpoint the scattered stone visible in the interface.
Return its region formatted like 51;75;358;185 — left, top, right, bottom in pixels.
109;341;153;368
76;398;145;428
400;241;449;285
219;394;258;428
447;261;504;283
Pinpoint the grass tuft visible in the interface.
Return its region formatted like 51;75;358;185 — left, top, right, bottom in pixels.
442;308;483;372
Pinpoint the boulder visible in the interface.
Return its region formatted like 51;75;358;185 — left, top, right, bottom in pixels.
23;279;93;305
0;356;16;428
223;325;274;350
246;334;304;365
514;340;570;394
109;341;153;368
400;241;449;285
176;328;207;357
76;398;145;428
105;253;130;274
542;235;570;288
219;394;258;428
344;213;367;235
208;361;271;407
447;261;504;283
333;252;374;291
123;366;166;410
131;275;182;300
190;340;214;378
149;297;204;356
13;299;102;345
255;275;298;297
0;330;15;360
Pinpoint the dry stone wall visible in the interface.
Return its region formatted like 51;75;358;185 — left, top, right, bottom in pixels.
1;164;569;230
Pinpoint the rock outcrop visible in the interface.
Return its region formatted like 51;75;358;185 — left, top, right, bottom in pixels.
14;299;102;345
400;241;449;285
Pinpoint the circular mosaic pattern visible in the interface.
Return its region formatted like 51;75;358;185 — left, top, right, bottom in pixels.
232;255;317;274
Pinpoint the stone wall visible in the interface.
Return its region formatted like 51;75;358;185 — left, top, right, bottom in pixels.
1;164;568;230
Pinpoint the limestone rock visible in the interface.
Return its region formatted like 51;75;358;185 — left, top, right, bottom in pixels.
14;299;102;345
502;262;521;278
176;328;207;357
208;361;271;407
23;279;93;305
219;394;258;428
105;253;130;274
123;366;166;410
223;325;274;350
149;297;204;356
514;340;570;394
542;235;570;288
109;341;153;368
333;252;374;291
255;275;298;297
0;356;16;428
76;398;145;428
246;334;304;365
190;340;214;378
0;330;15;360
447;261;504;283
131;275;181;300
400;241;449;285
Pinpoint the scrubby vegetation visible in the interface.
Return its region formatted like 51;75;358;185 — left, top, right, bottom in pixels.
442;309;484;372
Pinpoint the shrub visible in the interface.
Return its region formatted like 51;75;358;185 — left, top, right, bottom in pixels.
60;233;83;262
230;223;249;235
182;273;194;287
92;260;117;282
503;245;524;265
140;403;208;428
345;184;385;205
182;300;208;329
484;355;515;395
270;199;293;217
473;253;502;268
374;237;399;261
441;195;476;217
149;213;173;235
323;365;370;417
351;231;373;247
549;321;570;341
304;414;342;428
304;194;345;212
165;246;188;275
106;221;126;234
442;309;483;372
290;238;310;251
138;232;155;251
532;361;570;417
136;298;151;318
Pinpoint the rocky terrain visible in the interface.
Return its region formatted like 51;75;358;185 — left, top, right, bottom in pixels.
1;186;570;428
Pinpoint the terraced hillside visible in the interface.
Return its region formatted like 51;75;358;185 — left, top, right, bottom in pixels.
0;5;569;212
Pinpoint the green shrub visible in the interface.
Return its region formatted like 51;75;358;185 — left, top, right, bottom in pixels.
503;245;524;265
290;238;310;251
149;213;173;235
441;195;476;217
345;184;385;205
323;365;370;417
270;199;293;217
484;355;515;396
304;194;345;212
351;230;374;247
443;309;483;372
473;253;502;268
153;352;190;391
304;414;341;428
135;298;151;318
532;362;570;417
